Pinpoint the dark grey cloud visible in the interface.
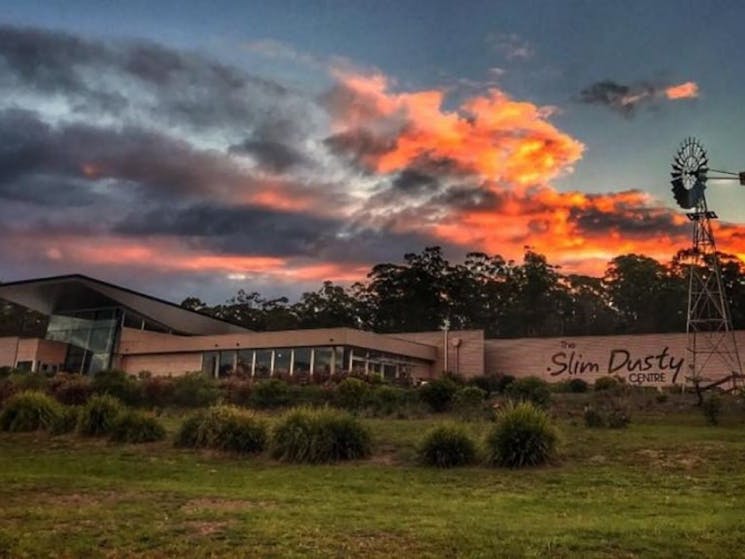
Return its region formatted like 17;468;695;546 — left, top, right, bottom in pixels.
577;80;657;116
569;206;688;236
392;169;438;191
115;203;337;257
229;139;307;172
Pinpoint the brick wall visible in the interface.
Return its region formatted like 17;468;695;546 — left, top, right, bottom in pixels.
484;331;745;387
390;330;484;378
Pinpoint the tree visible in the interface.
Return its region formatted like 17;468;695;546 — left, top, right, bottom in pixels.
293;281;362;329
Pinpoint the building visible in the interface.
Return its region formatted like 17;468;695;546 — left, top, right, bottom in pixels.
0;274;742;387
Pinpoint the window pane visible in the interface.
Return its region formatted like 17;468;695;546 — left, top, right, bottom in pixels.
254;349;272;378
236;350;254;376
274;349;290;376
314;347;333;376
218;351;235;378
293;347;311;376
202;351;218;377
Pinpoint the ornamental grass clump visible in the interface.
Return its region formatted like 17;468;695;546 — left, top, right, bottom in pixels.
175;405;267;454
272;407;371;463
0;390;61;432
486;401;557;468
77;394;125;437
110;410;167;443
50;405;81;435
418;424;478;468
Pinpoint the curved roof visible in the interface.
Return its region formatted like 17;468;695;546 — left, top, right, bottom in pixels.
0;274;248;335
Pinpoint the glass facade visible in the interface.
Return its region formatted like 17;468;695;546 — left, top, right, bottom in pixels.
46;309;119;375
201;345;417;380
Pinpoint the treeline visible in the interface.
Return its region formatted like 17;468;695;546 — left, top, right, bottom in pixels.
179;247;745;338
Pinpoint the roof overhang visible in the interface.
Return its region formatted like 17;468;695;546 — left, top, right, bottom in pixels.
0;275;248;336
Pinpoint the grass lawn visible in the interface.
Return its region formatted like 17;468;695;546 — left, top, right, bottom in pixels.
1;403;744;558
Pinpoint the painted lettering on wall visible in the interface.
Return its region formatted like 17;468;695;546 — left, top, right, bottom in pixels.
546;341;685;384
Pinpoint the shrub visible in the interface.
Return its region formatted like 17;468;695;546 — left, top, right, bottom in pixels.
453;386;487;420
250;379;290;409
370;385;405;416
110;410;166;443
48;373;93;405
467;374;503;396
140;376;176;408
0;391;61;432
272;407;371;463
486;401;557;468
77;394;124;437
336;378;369;411
171;372;219;408
583;405;605;428
568;378;589;393
606;406;631;429
702;394;722;425
289;384;334;408
91;370;141;406
419;378;458;413
594;376;620;392
418;424;478;468
0;378;18;406
50;406;81;435
10;372;49;392
220;378;253;407
655;392;669;403
505;376;551;409
175;405;267;454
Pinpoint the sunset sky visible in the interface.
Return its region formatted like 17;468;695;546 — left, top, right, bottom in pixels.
2;0;745;302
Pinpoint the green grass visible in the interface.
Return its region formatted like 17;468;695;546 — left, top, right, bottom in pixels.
0;402;744;557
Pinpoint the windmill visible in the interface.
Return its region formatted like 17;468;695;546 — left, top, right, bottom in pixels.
670;138;745;392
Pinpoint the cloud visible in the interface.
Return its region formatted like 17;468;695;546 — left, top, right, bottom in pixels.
487;33;534;60
577;79;700;116
0;24;743;302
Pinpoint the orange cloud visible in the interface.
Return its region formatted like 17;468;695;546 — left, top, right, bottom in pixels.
665;81;699;100
330;71;584;188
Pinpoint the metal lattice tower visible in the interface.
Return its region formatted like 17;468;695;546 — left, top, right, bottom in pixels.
671;138;744;391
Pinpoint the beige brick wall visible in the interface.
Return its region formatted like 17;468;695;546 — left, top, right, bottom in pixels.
484;331;745;387
121;353;203;376
390;330;484;378
0;337;19;368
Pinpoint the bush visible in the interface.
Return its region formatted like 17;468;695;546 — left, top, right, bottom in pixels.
702;394;722;425
370;385;406;416
419;378;458;413
77;394;124;437
568;378;589;393
0;391;61;432
50;406;81;435
140;376;176;408
220;378;253;407
48;373;93;405
583;405;605;428
467;374;503;396
606;406;631;429
336;378;369;411
175;405;267;454
594;376;620;392
91;370;141;406
418;424;478;468
505;376;551;409
250;379;291;409
486;401;557;468
171;373;219;408
10;372;49;392
110;410;166;443
453;386;487;420
272;407;371;463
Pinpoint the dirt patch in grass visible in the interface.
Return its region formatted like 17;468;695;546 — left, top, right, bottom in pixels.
183;519;234;536
180;497;275;514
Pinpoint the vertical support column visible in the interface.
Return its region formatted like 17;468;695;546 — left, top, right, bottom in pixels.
251;351;256;378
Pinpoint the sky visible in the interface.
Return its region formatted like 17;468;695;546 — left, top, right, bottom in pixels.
2;0;745;303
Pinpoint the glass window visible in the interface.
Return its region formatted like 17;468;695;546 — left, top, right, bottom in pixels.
274;349;290;376
254;349;272;378
383;363;397;379
218;351;235;378
236;350;254;377
293;347;312;377
202;351;218;377
335;347;345;374
313;347;333;377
